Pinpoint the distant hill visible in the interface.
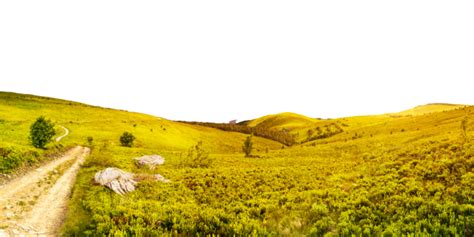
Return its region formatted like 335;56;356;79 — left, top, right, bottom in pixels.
390;103;465;117
185;112;344;145
185;104;470;146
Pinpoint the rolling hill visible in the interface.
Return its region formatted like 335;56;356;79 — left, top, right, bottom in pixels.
390;103;465;117
0;91;281;173
0;92;473;236
190;104;471;147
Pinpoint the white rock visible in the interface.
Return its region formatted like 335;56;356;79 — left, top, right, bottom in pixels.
134;155;165;169
94;168;137;195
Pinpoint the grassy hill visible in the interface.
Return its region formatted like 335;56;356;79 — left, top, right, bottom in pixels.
247;112;320;129
1;92;473;236
191;105;469;147
184;112;345;145
390;103;466;117
0;92;281;173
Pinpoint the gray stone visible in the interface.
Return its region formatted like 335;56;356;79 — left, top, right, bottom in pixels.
94;168;137;195
134;155;165;169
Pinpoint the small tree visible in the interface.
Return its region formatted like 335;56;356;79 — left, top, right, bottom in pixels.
180;141;213;168
30;116;56;149
461;116;469;142
120;132;135;147
242;135;253;157
86;136;94;146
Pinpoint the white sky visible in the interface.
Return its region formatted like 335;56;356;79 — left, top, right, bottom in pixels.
1;1;473;122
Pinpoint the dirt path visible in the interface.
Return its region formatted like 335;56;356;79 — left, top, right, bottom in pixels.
55;126;69;142
0;146;90;236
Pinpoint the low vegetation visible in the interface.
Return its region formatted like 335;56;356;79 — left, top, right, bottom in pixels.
0;92;472;236
180;141;214;168
185;121;298;146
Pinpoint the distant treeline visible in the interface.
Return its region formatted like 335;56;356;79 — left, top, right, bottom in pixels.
180;121;344;146
304;123;344;143
181;121;297;146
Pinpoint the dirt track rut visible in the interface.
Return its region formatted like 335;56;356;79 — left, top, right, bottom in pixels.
0;146;90;236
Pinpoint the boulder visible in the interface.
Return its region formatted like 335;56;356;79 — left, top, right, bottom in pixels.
94;168;137;195
134;155;165;169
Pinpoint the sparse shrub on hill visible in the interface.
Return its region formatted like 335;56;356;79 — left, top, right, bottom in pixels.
461;116;469;142
86;136;94;146
304;123;343;142
120;132;135;147
180;141;213;168
183;121;297;146
30;116;56;149
243;135;253;157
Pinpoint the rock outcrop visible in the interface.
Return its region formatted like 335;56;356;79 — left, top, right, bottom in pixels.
94;167;170;195
94;168;137;195
134;155;165;169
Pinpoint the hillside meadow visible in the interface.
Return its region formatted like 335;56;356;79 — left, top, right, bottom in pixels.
0;92;473;236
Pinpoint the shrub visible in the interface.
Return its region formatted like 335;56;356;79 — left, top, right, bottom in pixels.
242;135;253;157
0;147;40;173
86;136;94;146
180;141;213;168
30;116;56;149
461;117;468;142
120;132;135;147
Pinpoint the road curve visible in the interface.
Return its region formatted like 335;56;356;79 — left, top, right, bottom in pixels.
55;126;69;142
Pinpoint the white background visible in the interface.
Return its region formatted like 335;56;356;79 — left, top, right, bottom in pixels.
1;1;473;122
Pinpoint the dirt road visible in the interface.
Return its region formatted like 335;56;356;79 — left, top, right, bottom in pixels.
55;126;69;142
0;146;90;236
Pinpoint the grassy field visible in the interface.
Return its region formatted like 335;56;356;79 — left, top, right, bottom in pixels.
0;92;473;236
0;92;280;173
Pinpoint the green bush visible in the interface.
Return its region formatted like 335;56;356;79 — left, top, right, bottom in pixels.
120;132;135;147
86;136;94;146
0;147;40;173
242;135;253;157
30;116;56;149
180;141;214;168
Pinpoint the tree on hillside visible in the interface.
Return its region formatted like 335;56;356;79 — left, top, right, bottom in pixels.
461;116;469;142
242;135;253;157
120;132;135;147
30;116;56;149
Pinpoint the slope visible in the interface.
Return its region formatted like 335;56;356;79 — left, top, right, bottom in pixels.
390;103;465;117
63;102;474;236
0;91;281;173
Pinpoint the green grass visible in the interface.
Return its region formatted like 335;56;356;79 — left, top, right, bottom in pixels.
0;92;281;152
0;91;473;236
